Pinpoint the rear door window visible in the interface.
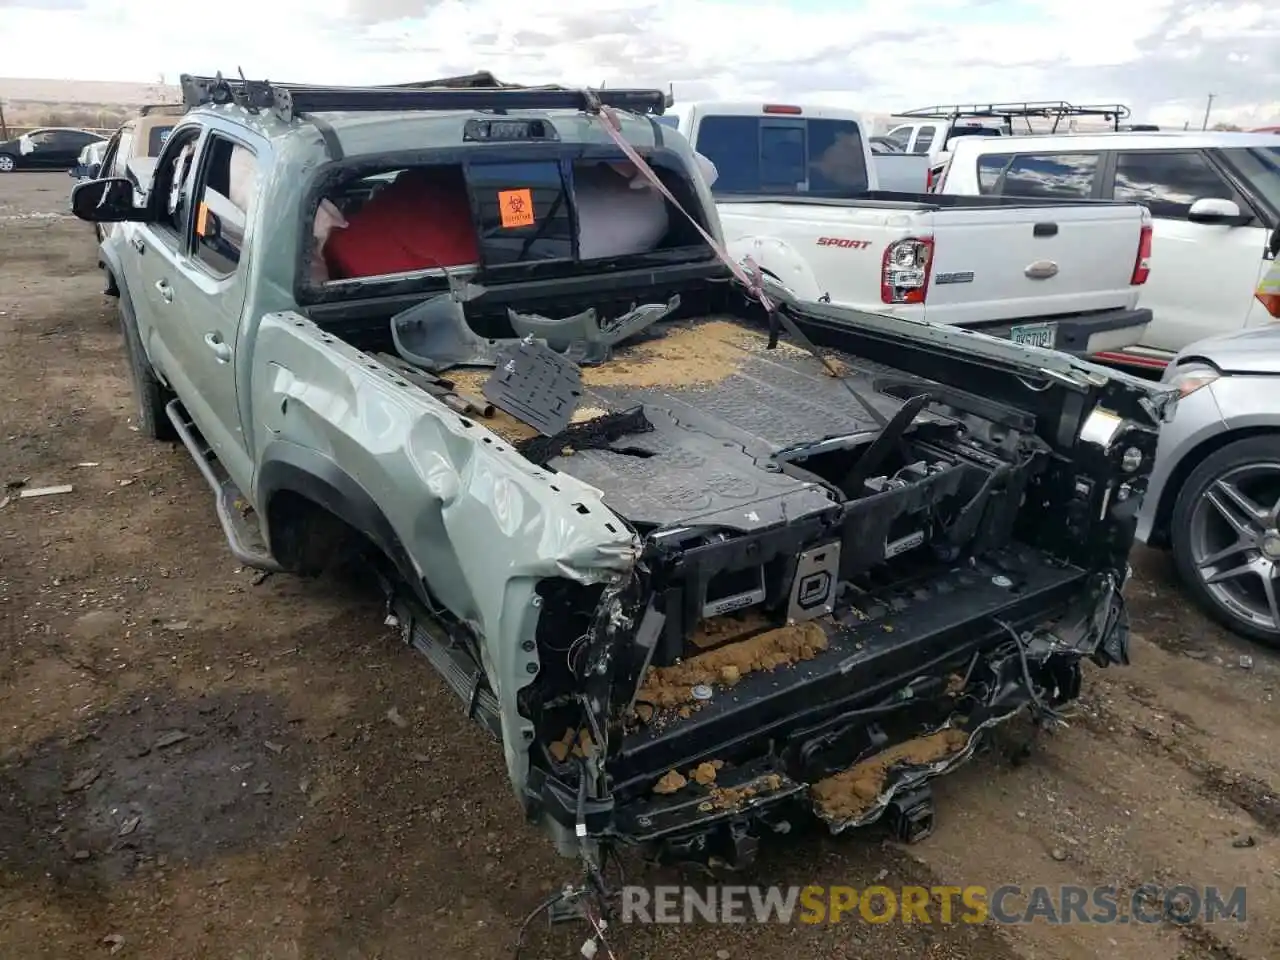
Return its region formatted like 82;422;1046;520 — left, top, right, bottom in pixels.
694;114;869;197
976;153;1012;194
148;125;175;156
1112;150;1237;219
912;125;936;154
987;153;1101;199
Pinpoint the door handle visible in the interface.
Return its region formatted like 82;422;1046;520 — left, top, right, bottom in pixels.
155;279;174;303
204;332;232;364
131;235;146;254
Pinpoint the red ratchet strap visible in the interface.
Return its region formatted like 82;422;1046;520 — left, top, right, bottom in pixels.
591;101;775;313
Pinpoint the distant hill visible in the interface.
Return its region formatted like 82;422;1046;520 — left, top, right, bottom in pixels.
0;76;181;133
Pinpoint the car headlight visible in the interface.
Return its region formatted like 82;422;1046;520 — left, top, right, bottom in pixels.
1164;362;1220;397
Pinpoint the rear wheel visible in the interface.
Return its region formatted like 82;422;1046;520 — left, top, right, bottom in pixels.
119;299;177;442
0;154;16;173
1170;434;1280;646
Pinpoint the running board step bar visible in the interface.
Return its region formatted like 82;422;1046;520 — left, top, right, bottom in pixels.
165;400;283;573
390;594;502;741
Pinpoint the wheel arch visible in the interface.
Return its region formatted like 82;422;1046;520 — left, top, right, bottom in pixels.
256;442;423;598
1149;426;1280;549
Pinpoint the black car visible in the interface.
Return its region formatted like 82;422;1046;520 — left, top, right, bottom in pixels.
0;127;106;173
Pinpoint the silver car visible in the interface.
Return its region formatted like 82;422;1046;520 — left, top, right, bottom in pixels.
1136;323;1280;645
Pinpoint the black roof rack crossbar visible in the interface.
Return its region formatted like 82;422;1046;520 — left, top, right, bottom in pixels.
898;101;1131;120
896;100;1131;133
178;73;669;123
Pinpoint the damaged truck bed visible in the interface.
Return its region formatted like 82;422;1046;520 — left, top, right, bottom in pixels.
395;307;1166;866
72;72;1178;873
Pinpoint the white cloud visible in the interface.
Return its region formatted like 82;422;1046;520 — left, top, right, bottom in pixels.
1;0;1277;128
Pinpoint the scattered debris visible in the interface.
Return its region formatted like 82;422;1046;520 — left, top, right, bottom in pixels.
72;849;92;861
1239;655;1255;670
386;706;409;729
812;728;969;821
63;767;101;792
154;730;190;749
4;478;26;490
264;740;285;755
251;570;273;586
691;762;719;786
1050;847;1068;861
76;461;100;468
253;781;272;795
1232;835;1257;848
118;478;136;487
653;770;688;795
162;620;190;632
118;815;141;837
636;622;828;710
1183;649;1209;660
103;933;125;955
18;483;73;498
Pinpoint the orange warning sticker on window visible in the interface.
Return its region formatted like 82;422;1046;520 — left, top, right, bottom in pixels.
195;201;209;237
498;188;534;228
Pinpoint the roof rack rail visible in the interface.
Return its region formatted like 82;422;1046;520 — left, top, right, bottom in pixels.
178;72;670;124
138;102;187;117
896;100;1131;132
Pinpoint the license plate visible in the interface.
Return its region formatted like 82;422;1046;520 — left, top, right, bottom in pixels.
1010;321;1057;348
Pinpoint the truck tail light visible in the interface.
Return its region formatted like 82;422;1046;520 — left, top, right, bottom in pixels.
763;104;802;115
881;237;934;304
1130;224;1152;285
926;167;935;191
1258;290;1280;319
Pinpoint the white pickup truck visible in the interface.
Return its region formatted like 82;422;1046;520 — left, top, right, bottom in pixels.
935;131;1280;368
656;101;1154;354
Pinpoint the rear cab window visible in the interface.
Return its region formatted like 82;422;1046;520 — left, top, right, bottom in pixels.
975;152;1102;199
692;113;869;198
302;149;714;292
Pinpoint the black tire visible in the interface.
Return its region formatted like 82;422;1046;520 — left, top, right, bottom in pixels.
1170;434;1280;646
119;299;178;442
0;153;16;174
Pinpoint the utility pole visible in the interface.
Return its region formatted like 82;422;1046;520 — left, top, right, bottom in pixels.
0;99;7;141
1202;93;1216;131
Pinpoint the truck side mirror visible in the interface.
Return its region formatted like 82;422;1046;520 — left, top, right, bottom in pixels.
70;177;152;223
1187;197;1252;226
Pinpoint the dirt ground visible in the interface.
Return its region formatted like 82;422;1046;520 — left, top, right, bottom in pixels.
2;171;1278;960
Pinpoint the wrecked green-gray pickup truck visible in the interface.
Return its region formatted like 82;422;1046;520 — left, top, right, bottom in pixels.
71;73;1177;875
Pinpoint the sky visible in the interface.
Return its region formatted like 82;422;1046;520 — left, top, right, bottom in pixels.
1;0;1278;128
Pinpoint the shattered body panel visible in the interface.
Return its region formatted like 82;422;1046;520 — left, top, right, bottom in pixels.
248;310;639;782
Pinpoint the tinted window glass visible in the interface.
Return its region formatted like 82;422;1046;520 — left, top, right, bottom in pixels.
694;116;760;193
148;125;175;155
694;115;868;197
1113;151;1234;219
1220;146;1280;212
469;160;572;264
809;119;869;193
760;123;806;189
976;154;1012;195
999;153;1100;199
194;135;256;275
913;125;936;153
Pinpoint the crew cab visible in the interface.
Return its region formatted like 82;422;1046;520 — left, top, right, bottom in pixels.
656;101;1155;355
936;131;1280;368
70;73;1172;879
